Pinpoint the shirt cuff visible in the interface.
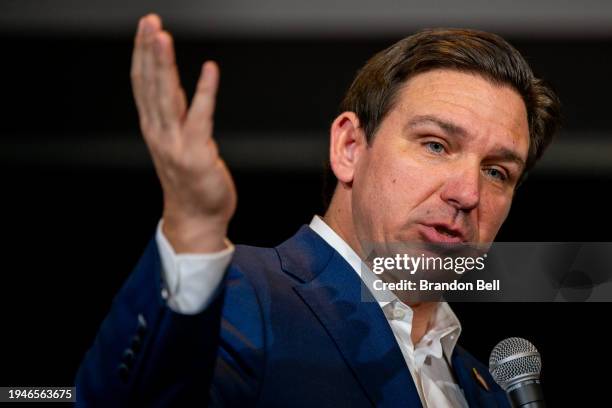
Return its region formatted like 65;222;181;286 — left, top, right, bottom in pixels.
155;219;235;314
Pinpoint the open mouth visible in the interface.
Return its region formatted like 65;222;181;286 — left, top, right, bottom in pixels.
435;225;460;238
418;224;466;244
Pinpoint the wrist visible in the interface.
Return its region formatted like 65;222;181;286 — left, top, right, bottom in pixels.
161;213;229;253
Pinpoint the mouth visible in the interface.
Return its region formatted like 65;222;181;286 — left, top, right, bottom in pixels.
418;223;468;244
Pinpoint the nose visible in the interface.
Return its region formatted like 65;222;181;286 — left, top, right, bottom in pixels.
440;163;480;212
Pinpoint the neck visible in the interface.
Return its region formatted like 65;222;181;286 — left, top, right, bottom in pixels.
406;302;438;345
323;186;361;257
323;189;438;346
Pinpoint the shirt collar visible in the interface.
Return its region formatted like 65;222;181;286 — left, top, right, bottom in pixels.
309;215;462;361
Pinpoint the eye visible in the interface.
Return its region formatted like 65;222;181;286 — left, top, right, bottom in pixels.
484;167;508;181
425;141;446;154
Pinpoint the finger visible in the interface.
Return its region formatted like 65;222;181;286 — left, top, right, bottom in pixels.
185;61;220;139
153;31;187;131
141;14;163;131
131;17;150;124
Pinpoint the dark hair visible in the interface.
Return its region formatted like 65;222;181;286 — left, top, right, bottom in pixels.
323;28;561;207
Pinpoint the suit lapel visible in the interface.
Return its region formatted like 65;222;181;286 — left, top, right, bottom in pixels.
451;346;505;407
277;226;423;408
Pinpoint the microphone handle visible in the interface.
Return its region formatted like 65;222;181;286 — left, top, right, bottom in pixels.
508;379;545;408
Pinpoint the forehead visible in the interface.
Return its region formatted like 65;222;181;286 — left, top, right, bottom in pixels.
391;69;529;152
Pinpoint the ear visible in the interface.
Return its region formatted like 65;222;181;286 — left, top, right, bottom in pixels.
329;112;368;185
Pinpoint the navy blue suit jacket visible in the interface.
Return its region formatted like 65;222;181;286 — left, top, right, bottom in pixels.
76;225;510;407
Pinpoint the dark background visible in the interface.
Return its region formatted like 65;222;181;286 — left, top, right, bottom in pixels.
1;3;612;406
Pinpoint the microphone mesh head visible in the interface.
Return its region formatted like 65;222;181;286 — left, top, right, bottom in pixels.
489;337;542;390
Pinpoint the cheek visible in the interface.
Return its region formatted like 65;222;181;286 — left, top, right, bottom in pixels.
478;193;513;241
352;157;397;241
355;150;434;230
353;157;392;225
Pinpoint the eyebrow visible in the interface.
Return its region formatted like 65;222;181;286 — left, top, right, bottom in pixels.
407;114;468;138
488;148;526;171
407;114;526;171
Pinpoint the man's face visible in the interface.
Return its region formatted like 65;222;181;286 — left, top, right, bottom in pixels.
351;69;529;250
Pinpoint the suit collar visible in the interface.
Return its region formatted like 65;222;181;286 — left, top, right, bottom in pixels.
277;226;423;407
275;224;336;283
294;218;463;361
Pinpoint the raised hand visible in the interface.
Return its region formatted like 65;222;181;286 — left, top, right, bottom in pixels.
131;14;236;253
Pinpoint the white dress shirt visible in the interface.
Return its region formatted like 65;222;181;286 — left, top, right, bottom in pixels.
156;216;468;407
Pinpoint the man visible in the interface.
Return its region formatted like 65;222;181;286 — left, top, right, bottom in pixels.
76;13;560;407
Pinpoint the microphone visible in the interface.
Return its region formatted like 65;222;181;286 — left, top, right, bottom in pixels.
489;337;545;408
